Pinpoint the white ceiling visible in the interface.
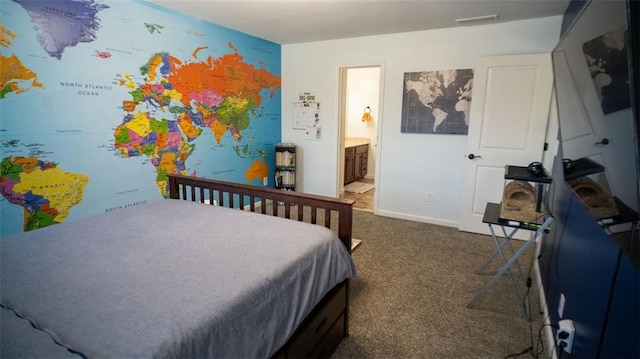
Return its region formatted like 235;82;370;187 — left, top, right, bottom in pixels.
145;0;569;44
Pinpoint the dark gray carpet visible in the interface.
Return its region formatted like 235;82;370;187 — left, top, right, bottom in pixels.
331;209;547;359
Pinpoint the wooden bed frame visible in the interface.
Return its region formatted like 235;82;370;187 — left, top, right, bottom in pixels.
167;174;355;358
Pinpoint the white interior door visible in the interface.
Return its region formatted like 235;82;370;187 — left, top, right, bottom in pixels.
554;49;613;167
459;53;554;236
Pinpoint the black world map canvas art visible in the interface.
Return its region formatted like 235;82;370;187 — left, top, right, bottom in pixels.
582;26;629;114
401;69;474;134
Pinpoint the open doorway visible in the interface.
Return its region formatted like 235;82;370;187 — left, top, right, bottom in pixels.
338;66;381;212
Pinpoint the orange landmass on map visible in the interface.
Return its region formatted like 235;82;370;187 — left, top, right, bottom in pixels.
146;54;166;83
159;152;177;172
192;46;208;58
156;131;168;151
165;49;280;109
245;159;269;183
122;100;137;112
210;118;228;144
178;113;201;140
1;54;44;97
1;24;17;48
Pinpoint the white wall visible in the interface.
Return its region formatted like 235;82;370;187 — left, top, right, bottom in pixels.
282;16;562;226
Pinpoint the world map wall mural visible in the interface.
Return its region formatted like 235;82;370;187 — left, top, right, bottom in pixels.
400;69;474;134
0;0;281;237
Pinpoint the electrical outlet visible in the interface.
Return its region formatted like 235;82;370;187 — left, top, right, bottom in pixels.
557;319;575;354
263;177;268;186
427;192;434;202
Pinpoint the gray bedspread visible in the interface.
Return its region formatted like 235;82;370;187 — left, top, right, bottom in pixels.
1;199;356;358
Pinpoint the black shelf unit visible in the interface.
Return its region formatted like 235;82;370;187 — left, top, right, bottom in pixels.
275;143;296;191
564;157;605;181
505;164;552;183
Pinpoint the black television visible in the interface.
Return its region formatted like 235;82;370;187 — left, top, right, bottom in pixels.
553;0;639;261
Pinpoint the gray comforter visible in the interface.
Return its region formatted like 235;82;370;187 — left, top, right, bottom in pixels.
1;199;356;358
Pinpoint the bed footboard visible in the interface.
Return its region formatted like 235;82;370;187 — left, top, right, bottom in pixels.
168;174;355;251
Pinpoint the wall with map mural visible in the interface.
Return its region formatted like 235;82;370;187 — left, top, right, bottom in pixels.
0;0;281;237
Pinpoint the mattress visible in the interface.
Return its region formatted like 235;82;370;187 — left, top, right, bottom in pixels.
0;199;356;358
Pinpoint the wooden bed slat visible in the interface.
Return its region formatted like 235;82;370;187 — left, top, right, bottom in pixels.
168;174;354;251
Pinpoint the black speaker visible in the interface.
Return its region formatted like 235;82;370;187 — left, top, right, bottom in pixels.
563;158;575;173
527;161;544;177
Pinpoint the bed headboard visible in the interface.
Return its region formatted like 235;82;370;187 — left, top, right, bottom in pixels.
168;174;355;252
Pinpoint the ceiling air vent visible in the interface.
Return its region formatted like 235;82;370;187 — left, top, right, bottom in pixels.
455;14;499;25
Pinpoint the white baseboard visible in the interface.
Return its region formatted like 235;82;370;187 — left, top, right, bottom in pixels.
374;209;458;228
534;256;558;359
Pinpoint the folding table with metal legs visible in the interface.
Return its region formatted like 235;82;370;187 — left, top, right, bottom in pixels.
467;202;553;320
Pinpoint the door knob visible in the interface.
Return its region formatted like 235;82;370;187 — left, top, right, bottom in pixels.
467;153;482;160
595;138;610;146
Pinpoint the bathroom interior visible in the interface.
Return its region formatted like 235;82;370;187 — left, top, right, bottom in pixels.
341;66;380;212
